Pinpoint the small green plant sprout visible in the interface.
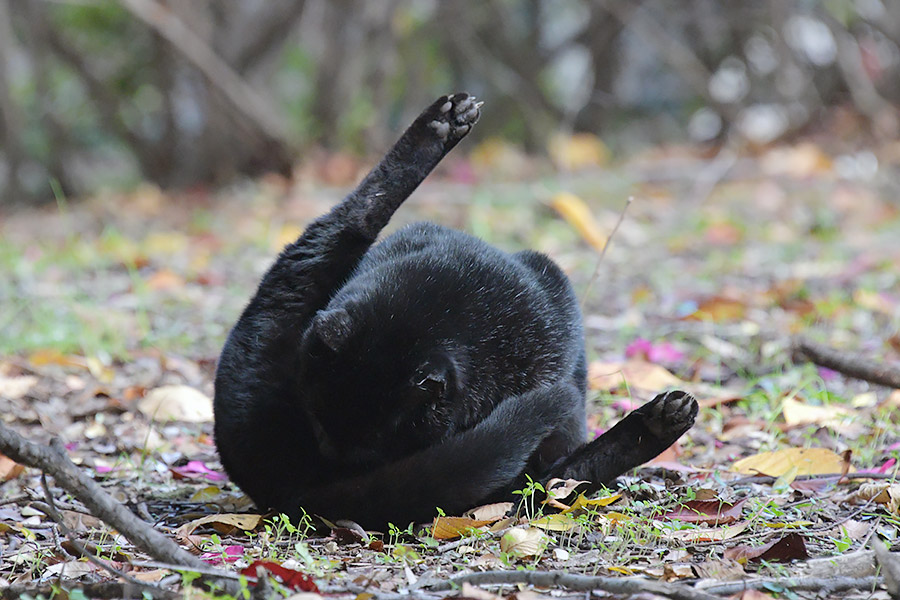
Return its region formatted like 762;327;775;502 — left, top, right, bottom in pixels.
512;474;546;521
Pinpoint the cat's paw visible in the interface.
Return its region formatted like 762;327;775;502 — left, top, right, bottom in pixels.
426;93;482;143
638;390;698;443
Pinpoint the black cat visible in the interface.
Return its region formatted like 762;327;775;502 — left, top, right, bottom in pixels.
213;93;697;528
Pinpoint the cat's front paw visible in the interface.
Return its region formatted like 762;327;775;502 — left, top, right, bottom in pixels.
638;390;698;443
426;93;482;144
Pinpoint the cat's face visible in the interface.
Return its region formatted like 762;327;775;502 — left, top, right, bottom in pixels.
299;306;462;466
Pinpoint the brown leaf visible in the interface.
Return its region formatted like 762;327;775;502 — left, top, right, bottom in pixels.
724;533;808;562
0;454;24;482
176;513;264;538
660;498;747;525
682;295;747;322
465;502;513;521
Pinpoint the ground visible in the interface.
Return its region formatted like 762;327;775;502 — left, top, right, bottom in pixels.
1;139;899;599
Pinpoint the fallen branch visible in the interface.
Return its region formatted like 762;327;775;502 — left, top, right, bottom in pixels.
702;575;880;596
0;581;179;600
872;539;900;599
427;571;720;600
37;473;173;599
0;421;244;596
117;0;292;150
793;337;900;389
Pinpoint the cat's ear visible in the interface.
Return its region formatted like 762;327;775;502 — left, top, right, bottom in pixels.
312;308;354;352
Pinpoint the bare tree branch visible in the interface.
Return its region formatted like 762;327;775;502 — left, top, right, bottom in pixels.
0;421;208;571
117;0;292;151
793;337;900;389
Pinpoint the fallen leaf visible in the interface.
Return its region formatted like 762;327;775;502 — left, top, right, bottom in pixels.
625;338;685;363
170;460;227;482
146;268;185;291
588;360;683;392
560;493;622;514
432;516;493;540
460;582;504;600
500;527;547;558
548;133;610;170
760;143;832;178
465;502;513;521
137;385;213;422
664;522;747;543
731;448;853;477
530;513;579;532
177;513;264;538
0;375;37;400
692;558;745;580
550;192;607;251
544;478;589;503
682;295;747;322
855;482;900;516
782;396;852;427
662;563;695;581
0;454;25;482
660;498;747;525
28;349;88;369
724;533;809;562
241;560;319;593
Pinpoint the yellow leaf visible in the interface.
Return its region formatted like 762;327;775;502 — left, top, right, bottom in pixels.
550;192;607;251
548;133;610;170
28;349;88;369
853;289;895;315
588;360;682;392
500;528;547;558
731;448;853;477
782;396;851;427
561;493;622;514
432;516;492;540
762;521;814;528
470;137;526;170
143;231;188;255
530;513;579;531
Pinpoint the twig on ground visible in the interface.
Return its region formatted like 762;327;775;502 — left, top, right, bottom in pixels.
436;526;512;554
793;336;900;389
872;539;900;599
0;581;180;600
39;473;172;598
0;421;241;594
427;571;720;600
581;195;631;309
701;575;881;596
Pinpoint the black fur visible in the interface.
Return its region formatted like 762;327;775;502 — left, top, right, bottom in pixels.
213;93;698;528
